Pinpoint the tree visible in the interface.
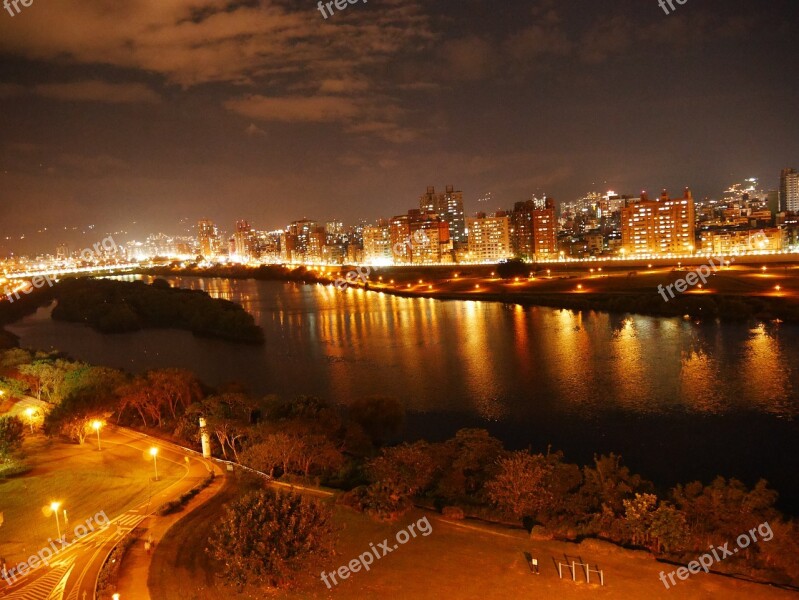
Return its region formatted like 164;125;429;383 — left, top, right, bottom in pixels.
192;394;255;460
60;414;95;445
146;369;202;420
364;442;436;517
649;504;688;554
207;489;335;588
623;493;658;547
671;477;779;548
435;428;503;503
0;416;24;459
486;451;554;520
294;434;344;478
117;379;160;427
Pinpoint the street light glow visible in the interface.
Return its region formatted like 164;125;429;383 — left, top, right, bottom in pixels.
50;501;61;512
150;447;158;456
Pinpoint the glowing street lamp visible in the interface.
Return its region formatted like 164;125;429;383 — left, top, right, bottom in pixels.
25;407;35;433
150;447;159;481
92;420;103;451
50;502;62;540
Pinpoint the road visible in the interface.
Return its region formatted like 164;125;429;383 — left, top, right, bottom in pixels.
0;427;217;600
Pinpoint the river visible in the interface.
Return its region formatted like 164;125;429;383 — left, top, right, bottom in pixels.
7;276;799;511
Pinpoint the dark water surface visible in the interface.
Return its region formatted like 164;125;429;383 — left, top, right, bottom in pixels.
7;276;799;511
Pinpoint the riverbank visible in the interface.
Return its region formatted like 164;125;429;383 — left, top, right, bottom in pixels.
145;261;799;322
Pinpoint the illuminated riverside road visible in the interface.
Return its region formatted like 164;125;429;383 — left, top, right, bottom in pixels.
0;428;218;600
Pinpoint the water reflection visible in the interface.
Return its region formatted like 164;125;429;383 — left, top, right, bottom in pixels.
16;276;799;421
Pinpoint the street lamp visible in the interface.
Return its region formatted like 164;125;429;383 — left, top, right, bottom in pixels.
50;502;62;540
150;447;159;481
25;407;35;433
92;420;103;451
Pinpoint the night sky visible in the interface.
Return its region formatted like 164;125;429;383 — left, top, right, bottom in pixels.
0;0;797;254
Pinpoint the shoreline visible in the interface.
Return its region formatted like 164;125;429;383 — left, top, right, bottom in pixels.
144;264;799;323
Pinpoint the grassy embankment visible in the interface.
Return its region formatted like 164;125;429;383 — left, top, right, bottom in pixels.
0;433;182;566
149;475;796;600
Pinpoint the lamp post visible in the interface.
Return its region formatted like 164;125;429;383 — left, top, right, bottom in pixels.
92;420;103;451
25;408;35;434
50;502;62;540
150;447;159;481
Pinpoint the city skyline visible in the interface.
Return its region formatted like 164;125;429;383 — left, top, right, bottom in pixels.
0;170;793;258
1;0;797;255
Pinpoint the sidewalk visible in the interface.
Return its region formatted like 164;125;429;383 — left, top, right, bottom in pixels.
110;464;226;600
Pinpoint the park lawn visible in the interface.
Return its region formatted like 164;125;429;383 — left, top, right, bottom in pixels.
0;433;183;565
149;476;795;600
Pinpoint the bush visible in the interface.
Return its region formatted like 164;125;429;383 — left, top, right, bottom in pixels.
442;506;465;520
207;488;336;588
156;500;183;516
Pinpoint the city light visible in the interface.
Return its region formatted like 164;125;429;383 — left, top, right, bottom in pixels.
92;420;103;451
25;407;35;433
150;447;160;481
50;502;63;539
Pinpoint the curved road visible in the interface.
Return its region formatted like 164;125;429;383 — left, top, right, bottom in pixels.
0;427;218;600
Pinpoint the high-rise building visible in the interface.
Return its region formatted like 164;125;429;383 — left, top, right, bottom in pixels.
781;168;799;212
308;228;326;263
509;200;535;259
532;198;558;258
621;189;696;255
197;219;222;259
363;222;393;264
466;214;511;263
390;209;451;264
233;220;254;261
288;219;318;260
767;190;780;215
419;185;466;246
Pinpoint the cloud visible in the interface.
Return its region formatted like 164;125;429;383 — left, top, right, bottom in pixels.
33;81;161;104
0;83;26;98
225;95;361;123
439;37;496;82
319;78;370;94
245;122;267;137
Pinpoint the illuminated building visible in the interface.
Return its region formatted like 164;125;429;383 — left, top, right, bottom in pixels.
363;222;393;264
510;201;535;259
533;198;558;258
781;168;799;212
621;189;696;255
287;219;318;261
197;219;222;259
308;228;326;263
233;220;254;261
700;227;785;254
419;185;466;246
466;214;511;263
390;210;451;264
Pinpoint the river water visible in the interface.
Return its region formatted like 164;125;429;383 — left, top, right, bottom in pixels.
7;276;799;511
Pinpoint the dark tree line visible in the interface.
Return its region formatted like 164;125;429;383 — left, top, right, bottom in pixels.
51;278;264;343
